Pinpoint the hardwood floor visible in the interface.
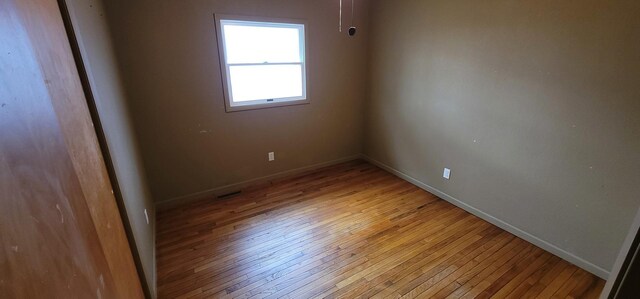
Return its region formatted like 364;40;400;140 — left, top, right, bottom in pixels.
157;160;605;298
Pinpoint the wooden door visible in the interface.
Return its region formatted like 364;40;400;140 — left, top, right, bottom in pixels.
0;0;144;298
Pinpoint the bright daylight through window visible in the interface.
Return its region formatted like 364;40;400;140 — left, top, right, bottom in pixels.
216;16;307;111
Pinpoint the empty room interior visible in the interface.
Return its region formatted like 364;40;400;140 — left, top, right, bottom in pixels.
3;0;640;298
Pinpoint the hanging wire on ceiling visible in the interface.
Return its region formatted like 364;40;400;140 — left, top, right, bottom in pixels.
348;0;357;36
339;0;357;36
339;0;343;32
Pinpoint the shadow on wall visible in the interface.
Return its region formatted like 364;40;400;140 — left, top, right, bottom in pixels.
104;0;370;203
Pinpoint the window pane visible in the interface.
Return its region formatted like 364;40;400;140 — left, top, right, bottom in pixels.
222;23;302;64
229;64;303;103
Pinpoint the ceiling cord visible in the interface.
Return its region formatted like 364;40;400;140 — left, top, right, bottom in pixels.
339;0;343;32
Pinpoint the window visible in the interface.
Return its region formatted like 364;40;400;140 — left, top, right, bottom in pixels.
215;15;308;112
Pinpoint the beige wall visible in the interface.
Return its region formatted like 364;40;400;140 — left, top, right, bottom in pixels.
72;0;639;285
104;0;370;203
65;0;156;296
365;0;640;277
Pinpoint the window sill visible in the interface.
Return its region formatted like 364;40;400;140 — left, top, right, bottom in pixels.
225;99;310;112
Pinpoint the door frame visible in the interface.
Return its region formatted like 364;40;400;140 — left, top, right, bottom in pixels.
601;206;640;298
55;1;152;298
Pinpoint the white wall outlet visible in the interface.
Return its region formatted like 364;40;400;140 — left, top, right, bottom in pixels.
268;152;275;162
443;168;451;180
144;209;150;224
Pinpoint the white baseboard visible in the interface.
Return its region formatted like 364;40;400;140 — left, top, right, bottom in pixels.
156;152;610;279
362;154;610;280
156;155;363;210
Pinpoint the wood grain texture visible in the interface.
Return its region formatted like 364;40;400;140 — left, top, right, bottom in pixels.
0;0;143;297
157;161;604;299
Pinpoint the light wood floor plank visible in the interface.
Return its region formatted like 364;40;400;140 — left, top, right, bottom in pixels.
157;161;604;299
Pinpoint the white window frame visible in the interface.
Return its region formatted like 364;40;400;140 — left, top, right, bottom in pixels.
214;14;309;112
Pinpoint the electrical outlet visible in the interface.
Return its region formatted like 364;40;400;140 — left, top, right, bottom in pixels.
144;209;150;224
268;152;275;162
443;168;451;180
